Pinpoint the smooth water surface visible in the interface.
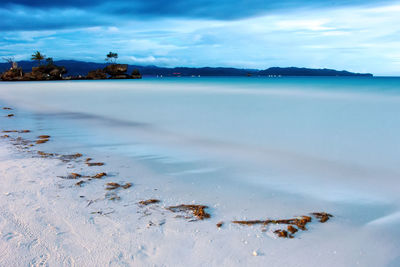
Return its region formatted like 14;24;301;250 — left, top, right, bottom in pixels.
1;77;400;205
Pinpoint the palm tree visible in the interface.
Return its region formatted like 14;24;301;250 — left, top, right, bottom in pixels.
105;52;118;64
31;51;46;66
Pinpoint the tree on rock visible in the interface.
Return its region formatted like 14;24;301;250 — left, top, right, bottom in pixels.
46;57;54;65
105;52;118;64
31;51;46;66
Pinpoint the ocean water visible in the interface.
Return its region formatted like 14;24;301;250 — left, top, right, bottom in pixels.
1;77;400;215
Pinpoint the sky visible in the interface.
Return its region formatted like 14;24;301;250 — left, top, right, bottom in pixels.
1;0;400;75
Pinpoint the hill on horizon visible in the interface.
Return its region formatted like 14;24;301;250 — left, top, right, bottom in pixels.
0;60;373;77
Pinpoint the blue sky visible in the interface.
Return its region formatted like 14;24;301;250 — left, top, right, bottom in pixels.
1;0;400;75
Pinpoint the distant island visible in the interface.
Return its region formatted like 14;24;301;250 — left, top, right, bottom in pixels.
0;58;373;81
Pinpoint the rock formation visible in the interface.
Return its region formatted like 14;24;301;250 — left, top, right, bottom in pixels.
104;64;128;77
131;69;142;79
102;64;142;79
86;69;107;80
1;63;67;81
1;62;142;81
0;67;24;81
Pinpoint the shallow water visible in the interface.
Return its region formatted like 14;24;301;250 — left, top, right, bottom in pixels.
1;77;400;211
2;77;400;265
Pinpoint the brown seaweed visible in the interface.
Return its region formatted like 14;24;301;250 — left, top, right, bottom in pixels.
311;212;333;223
139;199;160;206
105;182;131;190
92;172;107;179
75;180;85;187
86;162;104;166
36;138;49;144
166;204;211;220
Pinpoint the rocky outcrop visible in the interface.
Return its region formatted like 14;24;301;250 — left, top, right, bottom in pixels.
0;67;24;81
131;69;142;79
104;64;128;77
101;64;141;79
26;65;67;80
1;62;142;81
86;69;107;80
1;64;68;81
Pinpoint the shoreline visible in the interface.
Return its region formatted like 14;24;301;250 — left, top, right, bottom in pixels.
1;85;399;266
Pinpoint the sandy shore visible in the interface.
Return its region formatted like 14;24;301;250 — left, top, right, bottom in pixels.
0;135;398;266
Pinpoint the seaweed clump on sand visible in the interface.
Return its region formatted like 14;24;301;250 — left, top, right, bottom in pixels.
2;130;30;133
69;173;82;179
232;213;331;238
36;135;50;144
6;114;14;117
105;182;132;190
2;107;13;110
92;172;107;179
37;151;55;157
87;162;104;166
139;199;160;206
75;180;85;187
166;204;211;221
311;212;333;223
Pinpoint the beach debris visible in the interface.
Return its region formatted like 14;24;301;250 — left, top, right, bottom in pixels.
105;182;132;190
36;138;49;144
75;180;85;187
6;114;14;117
37;151;55;157
311;212;333;223
2;107;13;110
106;182;121;190
35;134;52;144
166;204;211;221
69;173;82;179
122;183;132;189
231;220;268;226
37;135;50;139
287;225;298;234
139;199;160;206
85;157;92;162
1;135;10;138
87;162;104;166
274;229;289;238
59;172;108;180
92;172;107;179
216;221;224;228
2;130;30;133
232;213;332;238
252;251;259;256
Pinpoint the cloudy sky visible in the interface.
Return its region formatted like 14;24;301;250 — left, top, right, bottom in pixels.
1;0;400;75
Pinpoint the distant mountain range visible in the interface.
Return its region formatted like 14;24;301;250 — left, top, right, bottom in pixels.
0;60;373;77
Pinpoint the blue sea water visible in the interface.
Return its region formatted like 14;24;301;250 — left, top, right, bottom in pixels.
1;77;400;205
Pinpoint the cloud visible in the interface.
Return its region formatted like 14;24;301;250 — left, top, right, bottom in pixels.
1;1;400;75
1;0;396;31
